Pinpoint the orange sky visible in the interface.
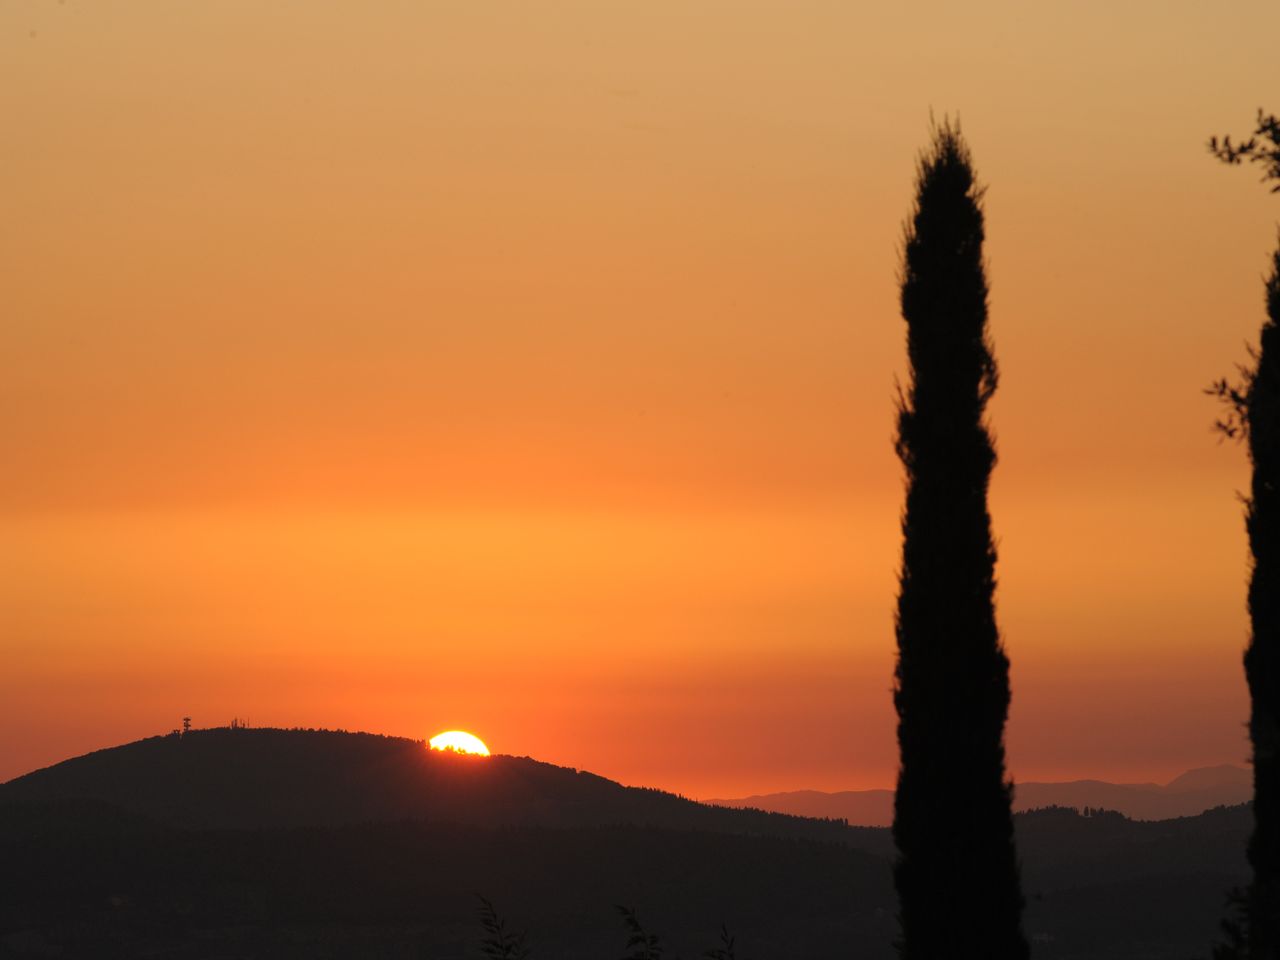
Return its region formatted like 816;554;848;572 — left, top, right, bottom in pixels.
2;1;1278;798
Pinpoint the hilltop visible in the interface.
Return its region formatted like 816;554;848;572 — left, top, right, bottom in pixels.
0;727;857;842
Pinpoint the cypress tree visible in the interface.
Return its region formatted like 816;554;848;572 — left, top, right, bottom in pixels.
1244;251;1280;959
1209;110;1280;960
892;121;1028;960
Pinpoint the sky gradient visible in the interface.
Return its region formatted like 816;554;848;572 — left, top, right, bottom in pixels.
4;0;1279;797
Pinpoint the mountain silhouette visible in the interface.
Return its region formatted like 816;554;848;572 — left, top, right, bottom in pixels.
708;764;1251;826
0;727;857;841
0;728;1253;958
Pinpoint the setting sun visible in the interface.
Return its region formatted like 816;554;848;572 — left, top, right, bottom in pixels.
428;731;491;756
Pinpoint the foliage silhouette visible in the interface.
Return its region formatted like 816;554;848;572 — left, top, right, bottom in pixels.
1210;110;1280;193
891;118;1028;960
477;895;531;960
1212;887;1250;960
703;922;740;960
1208;111;1280;959
470;902;750;960
618;905;666;960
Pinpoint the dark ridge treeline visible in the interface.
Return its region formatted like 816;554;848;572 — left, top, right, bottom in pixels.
891;120;1028;959
1209;108;1280;960
0;792;1251;958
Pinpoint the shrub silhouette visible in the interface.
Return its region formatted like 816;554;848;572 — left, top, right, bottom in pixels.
476;895;531;960
618;905;666;960
702;922;740;960
472;901;750;960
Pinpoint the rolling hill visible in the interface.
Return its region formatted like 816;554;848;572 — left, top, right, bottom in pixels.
0;727;857;842
0;727;1254;959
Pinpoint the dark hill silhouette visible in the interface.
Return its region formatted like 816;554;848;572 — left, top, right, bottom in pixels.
0;730;1254;958
709;764;1251;826
0;727;858;843
0;791;1250;959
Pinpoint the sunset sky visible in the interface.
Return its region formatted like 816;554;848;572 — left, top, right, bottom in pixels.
3;0;1279;798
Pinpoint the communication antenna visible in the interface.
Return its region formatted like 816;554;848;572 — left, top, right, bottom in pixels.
182;716;191;735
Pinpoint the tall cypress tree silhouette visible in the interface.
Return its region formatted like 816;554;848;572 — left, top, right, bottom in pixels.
1209;109;1280;960
892;120;1028;960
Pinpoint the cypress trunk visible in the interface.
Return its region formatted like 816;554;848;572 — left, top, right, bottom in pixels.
891;122;1028;960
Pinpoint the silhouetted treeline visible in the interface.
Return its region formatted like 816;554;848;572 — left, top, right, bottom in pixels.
0;806;892;959
1209;108;1280;960
892;120;1027;959
0;798;1250;960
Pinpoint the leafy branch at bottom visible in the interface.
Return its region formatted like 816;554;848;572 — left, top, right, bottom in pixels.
476;895;531;960
476;896;744;960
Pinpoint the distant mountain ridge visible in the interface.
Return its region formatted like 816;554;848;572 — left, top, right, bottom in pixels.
707;763;1251;826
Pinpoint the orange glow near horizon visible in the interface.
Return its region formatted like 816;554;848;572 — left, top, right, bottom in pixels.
2;1;1277;799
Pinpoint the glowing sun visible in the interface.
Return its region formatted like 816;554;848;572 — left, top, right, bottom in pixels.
429;730;491;756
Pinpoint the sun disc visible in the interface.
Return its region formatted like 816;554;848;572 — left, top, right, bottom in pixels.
428;730;491;756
